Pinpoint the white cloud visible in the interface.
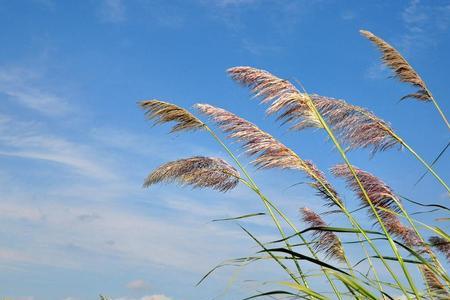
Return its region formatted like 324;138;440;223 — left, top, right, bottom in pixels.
127;279;150;290
0;195;249;272
100;0;126;23
0;67;70;116
0;116;116;180
399;0;450;53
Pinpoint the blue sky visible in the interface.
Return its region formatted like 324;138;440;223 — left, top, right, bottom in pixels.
0;1;449;299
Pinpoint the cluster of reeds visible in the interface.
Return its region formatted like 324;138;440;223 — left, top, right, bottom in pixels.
140;30;449;299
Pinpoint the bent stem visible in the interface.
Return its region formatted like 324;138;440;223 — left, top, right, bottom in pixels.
203;126;308;286
300;90;421;299
398;138;450;195
207;125;353;299
203;125;347;298
375;203;449;285
426;88;450;130
352;105;449;194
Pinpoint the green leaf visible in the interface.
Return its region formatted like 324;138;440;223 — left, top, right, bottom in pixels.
329;272;378;300
269;226;382;244
261;248;350;276
279;282;329;300
242;290;307;300
212;212;265;222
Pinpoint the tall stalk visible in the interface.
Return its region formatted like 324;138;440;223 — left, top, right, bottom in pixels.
203;125;350;298
204;126;309;287
293;86;422;298
350;106;449;194
200;118;403;298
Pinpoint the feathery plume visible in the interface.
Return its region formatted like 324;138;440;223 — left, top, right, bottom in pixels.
381;212;421;247
312;95;400;153
360;30;431;102
300;207;345;261
331;164;421;246
228;67;400;153
227;66;322;129
196;103;341;207
303;161;341;208
429;236;450;261
139;100;204;132
421;266;449;299
331;164;400;218
144;156;240;192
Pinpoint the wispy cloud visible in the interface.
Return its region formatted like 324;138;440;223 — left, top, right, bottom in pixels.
364;62;389;80
400;0;450;54
140;296;171;300
210;0;258;8
0;196;248;272
0;67;70;116
340;10;356;21
241;39;282;55
99;0;126;23
0;115;116;180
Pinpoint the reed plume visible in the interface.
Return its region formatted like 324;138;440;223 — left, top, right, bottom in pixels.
331;164;421;246
421;266;449;299
227;66;321;129
196;103;341;207
360;30;431;102
381;212;421;247
228;66;400;153
331;164;400;218
144;156;240;192
312;95;400;153
139;100;204;132
429;236;450;261
300;207;345;261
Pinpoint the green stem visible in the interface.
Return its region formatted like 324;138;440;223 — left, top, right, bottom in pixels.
399;140;450;194
356;233;384;293
303;92;421;299
352;104;449;195
203;126;310;287
427;89;450;130
203;125;347;298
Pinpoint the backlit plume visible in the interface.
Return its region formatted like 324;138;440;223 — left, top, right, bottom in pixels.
429;236;450;261
196;103;342;207
421;266;449;299
228;67;400;154
227;66;322;129
313;95;400;153
139;100;204;132
331;164;420;246
360;30;431;102
144;156;240;192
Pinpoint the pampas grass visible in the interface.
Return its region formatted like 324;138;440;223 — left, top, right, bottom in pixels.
360;29;450;131
140;30;450;300
300;207;345;261
429;236;450;261
139;100;204;132
144;156;240;192
196;103;341;207
360;30;431;102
